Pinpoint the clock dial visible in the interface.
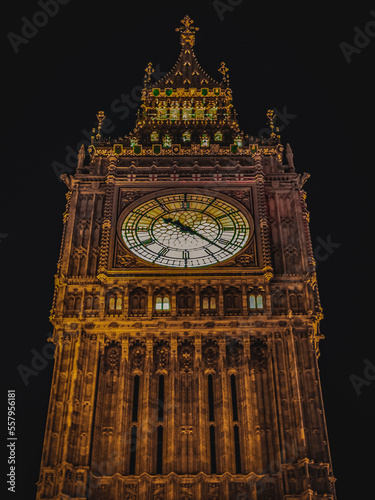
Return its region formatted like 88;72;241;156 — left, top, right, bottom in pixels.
121;193;251;268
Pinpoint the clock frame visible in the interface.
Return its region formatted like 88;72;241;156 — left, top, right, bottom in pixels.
118;189;254;269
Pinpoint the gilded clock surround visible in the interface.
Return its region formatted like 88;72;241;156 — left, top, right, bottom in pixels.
37;15;336;500
118;188;254;270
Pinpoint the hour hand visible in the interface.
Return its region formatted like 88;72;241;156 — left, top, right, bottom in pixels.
162;217;195;234
163;217;174;225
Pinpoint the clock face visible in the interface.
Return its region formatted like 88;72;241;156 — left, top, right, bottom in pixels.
121;193;251;268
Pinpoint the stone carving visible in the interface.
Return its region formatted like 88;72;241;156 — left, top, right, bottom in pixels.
124;483;137;499
105;342;121;373
130;342;146;370
235;253;255;267
153;483;165;500
116;248;137;268
207;482;220;500
250;337;267;370
121;190;142;209
155;342;169;371
227;340;243;368
202;341;219;369
179;342;194;372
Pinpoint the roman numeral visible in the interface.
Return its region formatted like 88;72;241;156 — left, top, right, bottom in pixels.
217;237;229;245
217;210;237;219
157;200;168;211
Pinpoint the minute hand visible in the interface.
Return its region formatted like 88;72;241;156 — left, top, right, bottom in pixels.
188;227;232;254
162;217;231;254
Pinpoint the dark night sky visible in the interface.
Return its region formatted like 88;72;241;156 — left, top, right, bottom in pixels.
1;1;374;499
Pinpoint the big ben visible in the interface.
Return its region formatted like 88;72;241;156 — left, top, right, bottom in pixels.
37;15;336;499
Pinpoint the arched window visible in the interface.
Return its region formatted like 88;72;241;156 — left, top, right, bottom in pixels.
233;295;241;310
85;296;92;310
224;287;242;316
249;292;264;312
108;293;123;313
272;291;287;314
67;296;74;311
155;293;170;313
201;288;218;316
129;288;147;316
210;296;216;309
225;294;233;310
74;297;81;311
132;295;139;310
249;295;256;309
93;297;100;310
177;288;194;315
139;296;146;311
297;294;304;313
178;295;185;309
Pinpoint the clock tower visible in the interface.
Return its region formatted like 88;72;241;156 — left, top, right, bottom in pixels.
37;15;336;500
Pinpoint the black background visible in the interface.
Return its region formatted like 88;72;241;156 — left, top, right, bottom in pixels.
1;1;374;499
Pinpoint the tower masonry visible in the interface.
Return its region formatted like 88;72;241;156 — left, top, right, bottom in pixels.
37;15;336;500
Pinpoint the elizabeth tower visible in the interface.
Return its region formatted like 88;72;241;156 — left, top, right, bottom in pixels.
37;16;336;500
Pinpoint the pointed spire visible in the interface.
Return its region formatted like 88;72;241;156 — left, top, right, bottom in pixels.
175;15;199;49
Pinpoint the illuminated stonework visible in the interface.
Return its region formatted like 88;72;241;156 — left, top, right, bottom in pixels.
37;15;336;500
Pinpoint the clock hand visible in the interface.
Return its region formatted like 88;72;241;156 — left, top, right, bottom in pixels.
162;217;196;234
162;217;231;254
187;228;232;254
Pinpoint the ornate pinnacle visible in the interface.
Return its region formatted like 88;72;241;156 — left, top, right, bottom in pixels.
286;143;295;171
218;62;229;85
144;62;154;86
96;111;105;141
175;15;199;48
266;109;277;138
77;144;85;171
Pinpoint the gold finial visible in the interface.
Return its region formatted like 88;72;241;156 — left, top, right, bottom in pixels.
144;62;154;86
96;111;105;141
266;109;277;138
175;15;199;48
218;62;229;85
